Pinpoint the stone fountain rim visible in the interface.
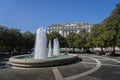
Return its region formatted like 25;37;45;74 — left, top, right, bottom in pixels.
9;54;79;68
9;54;77;63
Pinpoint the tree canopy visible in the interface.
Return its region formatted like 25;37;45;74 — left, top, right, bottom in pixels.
87;3;120;54
0;26;35;54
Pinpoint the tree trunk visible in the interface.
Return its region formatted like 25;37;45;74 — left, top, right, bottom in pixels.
100;46;104;54
72;47;75;53
112;46;115;54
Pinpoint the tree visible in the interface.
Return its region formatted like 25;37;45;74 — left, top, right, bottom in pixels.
78;28;89;49
117;33;120;47
87;24;105;54
73;34;81;49
0;26;8;50
66;32;77;53
6;28;22;53
102;3;120;54
22;31;35;51
78;28;89;37
0;26;35;54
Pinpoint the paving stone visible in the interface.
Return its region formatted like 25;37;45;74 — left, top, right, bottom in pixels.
58;63;95;78
99;60;120;65
0;54;120;80
0;68;55;80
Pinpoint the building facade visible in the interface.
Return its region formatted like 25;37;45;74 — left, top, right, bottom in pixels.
47;22;93;37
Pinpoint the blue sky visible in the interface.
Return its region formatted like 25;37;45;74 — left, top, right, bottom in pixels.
0;0;120;33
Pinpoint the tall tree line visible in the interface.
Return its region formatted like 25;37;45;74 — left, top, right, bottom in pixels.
0;26;35;54
88;3;120;54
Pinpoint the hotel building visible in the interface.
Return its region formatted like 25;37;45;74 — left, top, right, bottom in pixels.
47;22;93;37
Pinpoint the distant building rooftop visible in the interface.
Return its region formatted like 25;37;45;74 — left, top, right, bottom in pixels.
47;22;93;37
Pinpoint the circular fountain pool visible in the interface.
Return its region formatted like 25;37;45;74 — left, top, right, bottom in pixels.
9;54;78;68
9;28;79;69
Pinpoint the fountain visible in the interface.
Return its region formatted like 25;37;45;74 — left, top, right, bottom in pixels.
53;38;60;56
48;40;52;57
9;27;79;68
34;28;47;59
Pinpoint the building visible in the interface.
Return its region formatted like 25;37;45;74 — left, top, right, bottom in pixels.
47;22;93;37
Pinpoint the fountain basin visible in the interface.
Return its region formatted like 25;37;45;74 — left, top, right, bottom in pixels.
9;54;78;68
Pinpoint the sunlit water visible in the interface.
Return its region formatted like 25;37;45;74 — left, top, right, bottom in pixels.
21;54;70;60
34;28;60;59
34;28;47;59
53;38;60;56
48;40;52;57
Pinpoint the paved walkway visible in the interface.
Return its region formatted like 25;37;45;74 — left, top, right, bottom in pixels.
0;54;120;80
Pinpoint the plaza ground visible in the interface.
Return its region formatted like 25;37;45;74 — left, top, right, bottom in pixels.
0;53;120;80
